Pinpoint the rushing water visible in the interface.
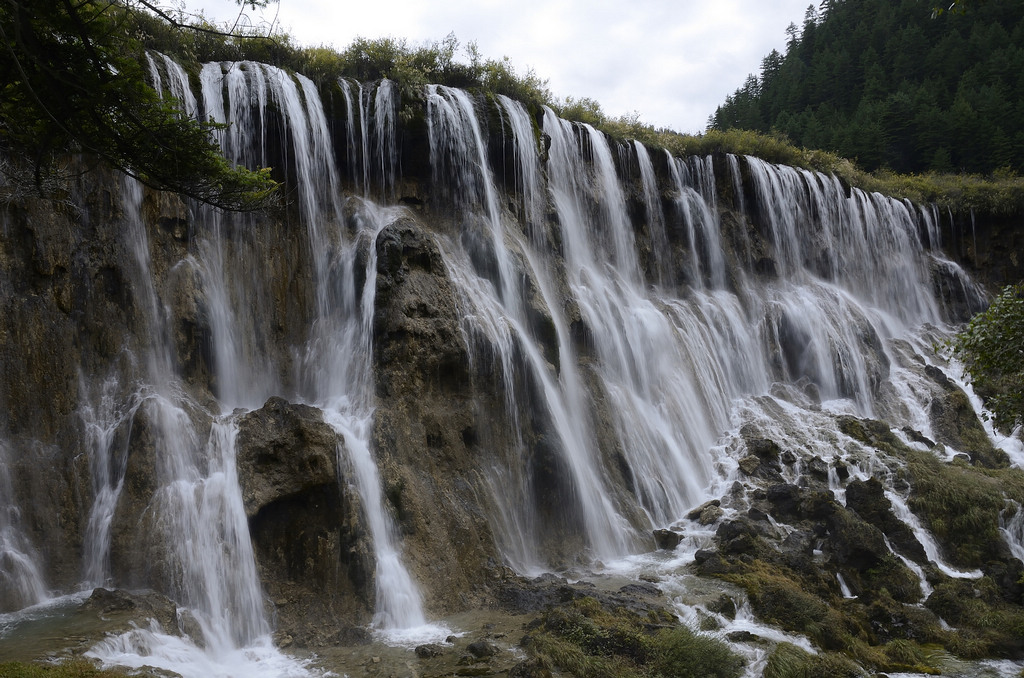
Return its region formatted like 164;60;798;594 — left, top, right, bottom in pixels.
0;56;1013;677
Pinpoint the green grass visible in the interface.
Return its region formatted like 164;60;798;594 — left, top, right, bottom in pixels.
522;596;743;678
0;660;154;677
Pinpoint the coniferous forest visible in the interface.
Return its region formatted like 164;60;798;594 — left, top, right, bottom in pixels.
710;0;1024;175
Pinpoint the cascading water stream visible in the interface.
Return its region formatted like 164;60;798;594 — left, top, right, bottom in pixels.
200;64;427;632
0;440;47;610
427;86;638;565
543;109;727;529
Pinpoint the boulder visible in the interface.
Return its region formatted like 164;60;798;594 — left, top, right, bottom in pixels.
235;396;340;518
653;528;682;550
845;477;926;562
924;365;1007;468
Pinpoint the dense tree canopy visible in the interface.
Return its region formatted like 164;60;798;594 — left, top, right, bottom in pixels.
709;0;1024;175
0;0;277;209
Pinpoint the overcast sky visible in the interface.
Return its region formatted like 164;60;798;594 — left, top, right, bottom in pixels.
188;0;812;134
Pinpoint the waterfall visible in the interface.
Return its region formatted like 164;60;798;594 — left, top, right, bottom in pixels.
2;56;1013;676
0;440;47;611
667;155;727;288
634;141;671;285
427;86;634;566
543;110;725;529
198;63;425;632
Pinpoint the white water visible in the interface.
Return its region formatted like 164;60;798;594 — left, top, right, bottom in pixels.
82;62;435;677
3;62;1017;676
0;440;47;610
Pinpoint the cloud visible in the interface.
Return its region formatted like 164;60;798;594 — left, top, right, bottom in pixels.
190;0;809;133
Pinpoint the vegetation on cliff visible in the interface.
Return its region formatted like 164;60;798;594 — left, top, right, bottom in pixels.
0;0;277;210
7;1;1019;217
949;283;1024;433
0;660;155;677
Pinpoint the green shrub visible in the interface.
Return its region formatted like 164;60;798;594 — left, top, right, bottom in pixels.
763;643;864;678
949;284;1024;433
524;597;743;678
649;626;744;678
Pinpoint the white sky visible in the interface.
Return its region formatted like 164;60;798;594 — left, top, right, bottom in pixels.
188;0;812;134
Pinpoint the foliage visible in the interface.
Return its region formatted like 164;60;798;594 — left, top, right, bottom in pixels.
522;596;743;678
709;0;1024;176
948;284;1024;432
764;642;865;678
0;0;277;210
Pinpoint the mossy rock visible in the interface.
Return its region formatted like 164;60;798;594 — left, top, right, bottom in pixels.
522;596;743;678
925;577;1024;657
904;450;1022;568
763;642;864;678
0;660;164;677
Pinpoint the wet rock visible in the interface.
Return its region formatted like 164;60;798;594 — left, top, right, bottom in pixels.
177;608;207;647
619;582;661;597
745;435;782;460
766;483;802;518
653;528;682;550
508;658;553;678
708;594;737;619
415;643;446;658
901;426;935;448
235;396;340;518
845;477;926;562
698;504;725;525
235;399;376;641
83;588;179;635
738;455;761;475
686;499;721;520
826;506;889;572
467;639;499;658
924;365;1007;468
726;630;762;643
806;456;829;481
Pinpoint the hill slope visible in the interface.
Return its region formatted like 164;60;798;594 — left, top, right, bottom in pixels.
710;0;1024;175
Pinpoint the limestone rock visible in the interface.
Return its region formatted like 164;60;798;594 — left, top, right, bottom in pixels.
653;528;682;550
415;643;446;658
686;499;721;520
845;477;926;562
467;639;499;658
235;397;340;518
925;365;1007;468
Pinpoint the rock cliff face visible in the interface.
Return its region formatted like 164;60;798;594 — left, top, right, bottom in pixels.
0;61;1019;674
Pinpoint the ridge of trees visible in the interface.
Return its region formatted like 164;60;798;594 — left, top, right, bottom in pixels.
709;0;1024;177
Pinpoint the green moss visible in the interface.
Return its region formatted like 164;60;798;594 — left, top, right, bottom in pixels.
720;560;854;652
925;578;1024;657
522;596;743;678
763;643;864;678
836;416;913;458
905;450;1024;568
0;660;147;677
648;626;744;678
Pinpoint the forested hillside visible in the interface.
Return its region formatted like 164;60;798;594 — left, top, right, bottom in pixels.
709;0;1024;174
